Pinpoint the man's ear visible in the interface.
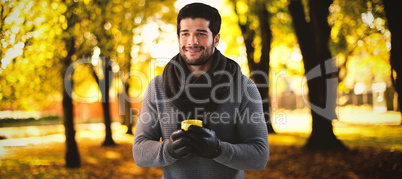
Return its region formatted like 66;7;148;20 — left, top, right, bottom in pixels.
214;33;220;47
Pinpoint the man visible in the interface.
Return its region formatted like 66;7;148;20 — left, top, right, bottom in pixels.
133;3;269;179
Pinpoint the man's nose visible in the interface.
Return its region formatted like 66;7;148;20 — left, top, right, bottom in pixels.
188;34;198;45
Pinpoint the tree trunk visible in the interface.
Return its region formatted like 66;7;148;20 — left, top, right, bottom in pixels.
383;0;402;125
91;0;117;145
123;77;134;135
233;1;276;133
101;57;116;146
62;0;80;167
288;0;346;150
256;3;275;133
123;94;133;134
63;70;80;168
89;58;116;146
63;38;80;168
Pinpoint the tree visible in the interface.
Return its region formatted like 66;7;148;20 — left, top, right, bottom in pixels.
0;0;63;110
83;0;177;142
383;0;402;124
232;0;276;133
88;56;115;146
0;0;82;167
86;0;116;146
328;0;389;103
288;0;346;150
256;2;275;133
116;1;177;135
62;0;81;167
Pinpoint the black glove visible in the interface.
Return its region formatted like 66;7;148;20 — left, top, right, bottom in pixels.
187;125;221;159
166;129;193;159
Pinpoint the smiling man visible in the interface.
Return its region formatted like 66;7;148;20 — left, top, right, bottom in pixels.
133;3;269;179
178;17;218;75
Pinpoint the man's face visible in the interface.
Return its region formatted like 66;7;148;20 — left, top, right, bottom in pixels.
178;18;220;66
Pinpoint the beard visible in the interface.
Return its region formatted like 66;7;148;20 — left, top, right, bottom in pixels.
180;42;215;66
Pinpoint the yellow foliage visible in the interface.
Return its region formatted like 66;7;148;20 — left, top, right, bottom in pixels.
236;1;248;14
346;35;356;44
84;0;91;5
0;0;394;110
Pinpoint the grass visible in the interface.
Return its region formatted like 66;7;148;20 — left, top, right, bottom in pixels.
246;144;401;178
1;107;401;178
0;116;61;128
0;116;124;128
1;123;401;178
0;126;160;179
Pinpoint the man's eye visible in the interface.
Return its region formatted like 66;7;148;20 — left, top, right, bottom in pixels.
181;33;189;36
198;33;207;36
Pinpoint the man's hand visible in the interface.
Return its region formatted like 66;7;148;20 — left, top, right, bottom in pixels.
166;129;193;159
187;125;221;159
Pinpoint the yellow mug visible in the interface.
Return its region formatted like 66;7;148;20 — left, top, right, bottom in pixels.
181;119;203;131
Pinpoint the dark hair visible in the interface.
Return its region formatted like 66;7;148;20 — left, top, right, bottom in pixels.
177;3;221;38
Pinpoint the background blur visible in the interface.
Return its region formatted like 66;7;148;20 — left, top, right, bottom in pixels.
1;0;401;178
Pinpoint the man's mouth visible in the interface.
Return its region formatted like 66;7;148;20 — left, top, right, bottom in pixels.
183;47;204;54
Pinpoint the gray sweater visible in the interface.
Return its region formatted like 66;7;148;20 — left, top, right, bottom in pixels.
133;75;269;179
